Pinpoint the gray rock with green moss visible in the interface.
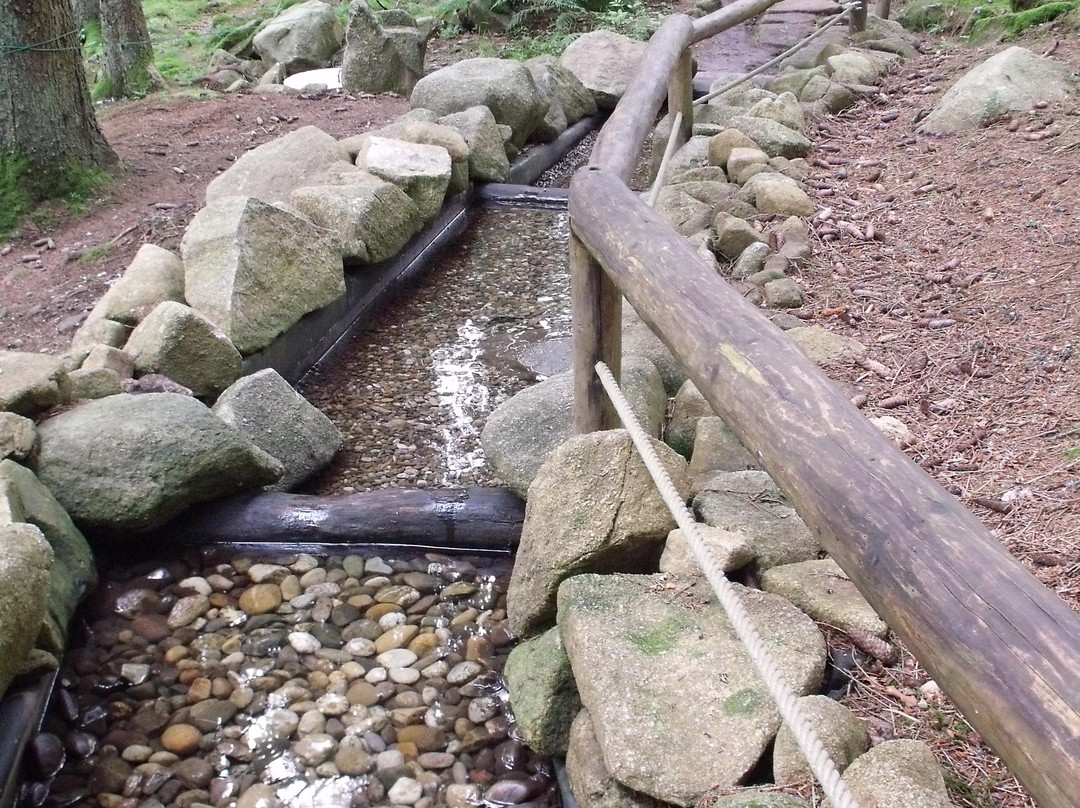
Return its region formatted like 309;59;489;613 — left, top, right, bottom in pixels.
917;47;1076;135
504;627;581;756
213;369;342;492
438;106;511;182
559;30;648;111
724;117;812;158
558;574;825;806
181;195;344;355
507;431;689;637
693;471;821;572
0;412;35;461
659;524;755;577
252;0;344;75
689;416;761;477
841;739;951;808
761;557;887;638
85;244;185;327
355;136;452;222
0;523;53;698
667;380;713;459
31;393;283;533
704;790;809;808
0;460;96;648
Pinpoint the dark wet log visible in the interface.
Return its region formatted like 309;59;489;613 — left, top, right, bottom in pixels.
589;15;694;182
571;233;621;433
568;166;1080;808
147;487;525;553
691;0;784;43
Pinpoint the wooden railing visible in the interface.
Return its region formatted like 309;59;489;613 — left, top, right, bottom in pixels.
567;3;1080;806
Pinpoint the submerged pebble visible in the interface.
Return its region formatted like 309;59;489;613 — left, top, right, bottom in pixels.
25;550;558;808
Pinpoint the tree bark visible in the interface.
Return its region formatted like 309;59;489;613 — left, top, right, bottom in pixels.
0;0;115;170
99;0;160;98
71;0;99;26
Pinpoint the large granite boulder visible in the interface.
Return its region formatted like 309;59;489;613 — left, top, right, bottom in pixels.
181;196;344;355
526;55;598;137
213;369;342;492
356;119;471;193
559;30;648;111
0;460;96;649
480;355;667;498
355;136;452;222
558;574;825;806
693;470;821;571
253;0;344;74
290;169;424;263
438;106;511;182
411;58;548;148
85;244;185;327
0;523;52;699
0;351;68;416
504;627;581;756
30;394;283;532
918;46;1076;135
124;302;243;398
760;557;888;639
689;416;761;477
341;2;428;95
659;523;756;577
204;126;353;206
507;430;689;636
725;116;812;158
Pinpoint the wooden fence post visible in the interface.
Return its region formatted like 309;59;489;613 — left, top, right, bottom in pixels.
570;229;621;434
667;48;694;150
849;0;867;31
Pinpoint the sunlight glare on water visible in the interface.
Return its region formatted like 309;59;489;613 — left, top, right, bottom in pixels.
432;318;490;484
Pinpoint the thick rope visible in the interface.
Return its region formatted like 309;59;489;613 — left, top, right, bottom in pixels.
694;1;860;106
595;362;859;808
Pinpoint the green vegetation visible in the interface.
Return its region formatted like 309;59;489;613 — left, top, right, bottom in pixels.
897;0;1011;32
969;0;1080;38
722;687;763;717
0;152;112;240
77;242;117;264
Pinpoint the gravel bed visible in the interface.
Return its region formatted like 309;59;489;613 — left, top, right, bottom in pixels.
300;207;572;496
23;550;555;808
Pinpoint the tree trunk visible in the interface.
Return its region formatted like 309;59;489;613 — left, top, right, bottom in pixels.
99;0;160;98
0;0;115;172
71;0;100;26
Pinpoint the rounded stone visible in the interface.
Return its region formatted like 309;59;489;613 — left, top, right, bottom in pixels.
238;583;282;615
160;724;201;756
387;776;423;805
376;648;418;669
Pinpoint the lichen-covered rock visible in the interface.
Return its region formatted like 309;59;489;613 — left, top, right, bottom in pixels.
788;324;866;364
713;213;767;260
411;58;548;148
504;627;581;756
71;318;129;352
559;30;647;111
0;523;52;698
213;369;342;492
761;557;887;638
124;302;243;398
507;431;689;637
480;355;666;499
85;244;185;327
725;116;812;158
181;196;344;355
841;739;951;808
341;1;427;96
438;106;511;182
0;351;68;416
689;416;761;476
773;694;869;784
693;470;821;571
31;394;283;532
659;523;755;576
253;0;344;74
290;169;424;263
204;126;353;206
0;412;35;461
356;136;452;222
0;460;96;649
653;187;714;236
68;368;122;400
559;574;825;806
566;710;663;808
526;55;598;136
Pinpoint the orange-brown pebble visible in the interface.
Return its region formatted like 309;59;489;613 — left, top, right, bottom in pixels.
161;724;202;756
366;603;403;620
395;741;418;759
177;668;204;686
238;583;282;615
465;636;492;663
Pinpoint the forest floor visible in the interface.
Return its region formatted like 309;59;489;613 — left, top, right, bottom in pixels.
1;9;1079;808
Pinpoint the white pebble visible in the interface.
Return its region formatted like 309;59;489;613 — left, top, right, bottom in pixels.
387;777;423;805
420;661;449;679
446;661;482;685
288;632;322;654
316;693;350;717
376;749;406;771
247;563;286;583
343;637;376;657
376;648;418;669
389;667;421;685
291;553;319;573
379;612;407;630
365;667;388;684
177;576;212;596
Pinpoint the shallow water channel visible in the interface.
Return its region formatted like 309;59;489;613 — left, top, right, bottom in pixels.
300;205;573;496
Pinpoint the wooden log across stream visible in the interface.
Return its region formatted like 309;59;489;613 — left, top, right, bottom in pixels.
568;165;1080;808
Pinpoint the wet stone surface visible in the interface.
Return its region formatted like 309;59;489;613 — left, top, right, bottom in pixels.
301;208;572;495
23;550;555;808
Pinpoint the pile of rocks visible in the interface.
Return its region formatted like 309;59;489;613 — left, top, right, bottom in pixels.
481;15;960;808
0;26;615;702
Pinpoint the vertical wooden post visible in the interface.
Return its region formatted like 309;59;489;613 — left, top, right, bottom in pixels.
667;48;694;151
570;227;621;434
848;0;867;31
874;0;891;18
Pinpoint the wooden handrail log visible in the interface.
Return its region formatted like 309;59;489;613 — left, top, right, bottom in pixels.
568;165;1080;808
691;0;786;43
588;14;694;183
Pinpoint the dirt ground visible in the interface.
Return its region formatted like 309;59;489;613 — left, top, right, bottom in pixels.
2;15;1080;808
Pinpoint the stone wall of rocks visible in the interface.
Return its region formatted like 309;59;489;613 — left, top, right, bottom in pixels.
484;16;961;808
0;35;606;700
